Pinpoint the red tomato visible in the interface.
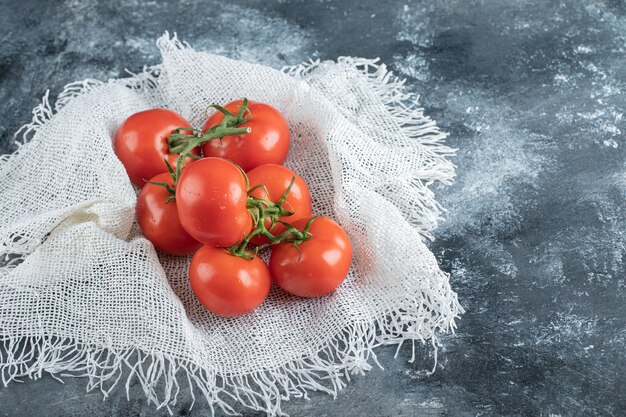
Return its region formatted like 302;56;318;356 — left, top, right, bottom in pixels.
114;109;199;187
202;100;290;171
136;172;201;256
247;164;312;245
189;245;271;317
176;157;253;247
270;217;353;297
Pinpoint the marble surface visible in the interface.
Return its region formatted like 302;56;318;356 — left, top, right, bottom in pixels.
1;0;625;415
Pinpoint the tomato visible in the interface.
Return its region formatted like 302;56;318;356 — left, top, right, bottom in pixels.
270;217;353;297
247;164;312;245
202;100;290;172
136;172;201;256
114;109;200;187
176;157;253;247
189;245;271;317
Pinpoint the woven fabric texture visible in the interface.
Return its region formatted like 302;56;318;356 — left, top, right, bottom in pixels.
0;34;462;415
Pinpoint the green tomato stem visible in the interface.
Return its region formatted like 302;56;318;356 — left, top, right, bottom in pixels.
163;99;253;196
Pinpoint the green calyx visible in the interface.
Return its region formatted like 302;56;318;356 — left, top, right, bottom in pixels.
150;99;253;203
170;100;252;177
228;176;318;260
167;98;252;155
144;159;178;204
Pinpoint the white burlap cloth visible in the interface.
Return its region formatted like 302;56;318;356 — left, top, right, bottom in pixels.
0;33;462;415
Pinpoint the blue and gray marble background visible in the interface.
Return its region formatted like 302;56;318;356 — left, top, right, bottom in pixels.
1;1;625;416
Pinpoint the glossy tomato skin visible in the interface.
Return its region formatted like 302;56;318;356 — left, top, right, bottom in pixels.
202;100;290;172
247;164;312;245
114;109;199;187
176;157;253;247
136;173;202;256
189;245;271;317
270;217;353;297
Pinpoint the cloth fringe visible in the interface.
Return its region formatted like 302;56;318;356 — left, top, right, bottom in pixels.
0;32;462;416
1;295;461;415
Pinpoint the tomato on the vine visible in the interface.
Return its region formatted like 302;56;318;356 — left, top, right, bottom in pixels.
189;245;271;317
176;157;253;247
247;164;312;245
270;217;352;297
114;109;199;187
136;172;201;256
202;100;290;172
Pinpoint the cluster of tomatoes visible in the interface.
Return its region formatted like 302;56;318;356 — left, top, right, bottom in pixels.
113;99;352;317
